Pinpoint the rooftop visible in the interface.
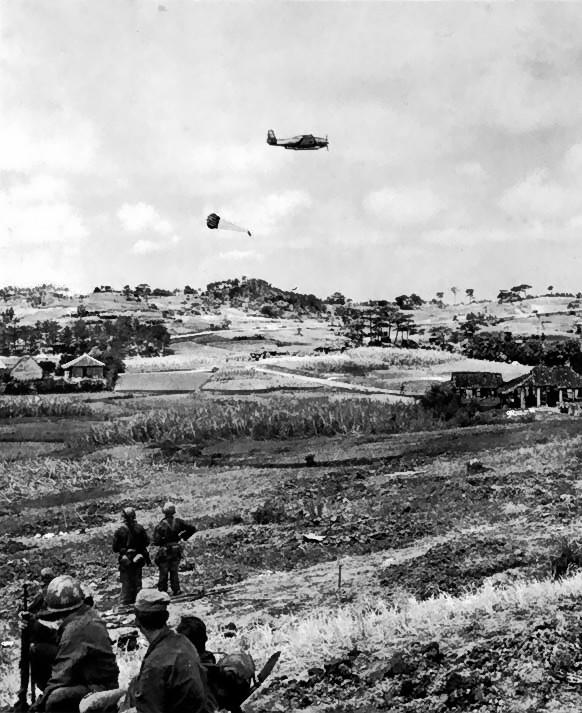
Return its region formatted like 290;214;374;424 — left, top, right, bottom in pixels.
61;353;106;370
450;371;504;389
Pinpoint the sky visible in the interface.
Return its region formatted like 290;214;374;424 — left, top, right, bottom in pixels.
2;1;582;301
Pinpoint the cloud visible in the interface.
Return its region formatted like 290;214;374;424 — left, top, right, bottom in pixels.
0;175;89;248
132;239;167;255
118;203;173;234
499;168;581;220
363;186;444;226
205;190;312;237
217;250;262;261
455;162;488;180
424;226;517;246
0;118;99;175
562;143;582;174
422;220;574;247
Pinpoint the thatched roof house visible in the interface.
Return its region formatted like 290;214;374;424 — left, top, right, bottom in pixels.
6;356;43;382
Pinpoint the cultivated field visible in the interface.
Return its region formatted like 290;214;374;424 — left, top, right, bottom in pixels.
1;387;582;712
3;294;582;711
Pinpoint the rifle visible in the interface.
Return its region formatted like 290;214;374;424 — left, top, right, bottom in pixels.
14;584;31;712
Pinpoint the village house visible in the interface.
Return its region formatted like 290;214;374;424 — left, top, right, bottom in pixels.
498;365;582;409
450;371;504;399
1;355;44;382
61;354;106;381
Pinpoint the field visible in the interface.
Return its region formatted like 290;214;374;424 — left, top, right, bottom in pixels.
3;294;582;711
2;384;582;712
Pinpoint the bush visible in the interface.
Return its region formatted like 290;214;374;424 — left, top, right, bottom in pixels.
3;377;107;395
252;500;286;524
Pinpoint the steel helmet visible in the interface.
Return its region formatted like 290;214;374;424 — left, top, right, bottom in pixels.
162;502;176;516
41;575;85;617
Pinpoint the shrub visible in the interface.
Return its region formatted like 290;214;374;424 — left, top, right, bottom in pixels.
252;500;286;524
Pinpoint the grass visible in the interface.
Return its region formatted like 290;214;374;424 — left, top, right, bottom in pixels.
0;457;154;503
123;350;228;372
75;396;502;448
0;396;97;419
267;346;463;374
3;572;582;709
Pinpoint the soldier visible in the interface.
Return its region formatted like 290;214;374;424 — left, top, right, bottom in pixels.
176;615;264;713
30;575;119;713
176;616;216;666
112;507;151;606
119;589;214;713
15;568;58;701
152;502;197;596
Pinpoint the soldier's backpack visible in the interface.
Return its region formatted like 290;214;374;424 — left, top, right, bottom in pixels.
208;652;257;712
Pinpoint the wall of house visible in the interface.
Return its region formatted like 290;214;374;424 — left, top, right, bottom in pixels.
67;365;105;380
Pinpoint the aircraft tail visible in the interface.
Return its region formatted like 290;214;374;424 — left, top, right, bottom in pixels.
267;129;277;145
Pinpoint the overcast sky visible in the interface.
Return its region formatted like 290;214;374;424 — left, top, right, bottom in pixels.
2;1;582;301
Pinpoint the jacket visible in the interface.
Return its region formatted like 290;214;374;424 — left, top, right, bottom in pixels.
153;517;197;557
112;522;151;566
35;605;120;710
128;627;214;713
27;586;58;646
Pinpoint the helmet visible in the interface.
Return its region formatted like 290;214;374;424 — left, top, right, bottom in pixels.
41;575;85;616
122;507;136;521
162;502;176;516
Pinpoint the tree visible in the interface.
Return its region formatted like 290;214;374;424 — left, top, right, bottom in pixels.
465;288;475;302
450;286;458;304
393;313;416;345
436;292;444;300
326;292;346;306
2;307;15;323
498;289;521;303
369;303;399;344
394;294;424;310
548;285;554;294
512;284;532;299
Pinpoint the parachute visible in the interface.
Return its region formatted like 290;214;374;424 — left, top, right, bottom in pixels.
206;213;251;237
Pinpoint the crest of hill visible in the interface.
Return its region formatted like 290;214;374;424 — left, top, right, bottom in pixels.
203;277;325;317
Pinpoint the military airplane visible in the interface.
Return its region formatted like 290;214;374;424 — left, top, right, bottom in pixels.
267;129;328;151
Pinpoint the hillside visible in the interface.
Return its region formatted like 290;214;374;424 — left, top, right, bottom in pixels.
1;400;582;712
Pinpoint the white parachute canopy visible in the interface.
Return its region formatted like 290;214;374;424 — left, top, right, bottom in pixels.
206;213;251;237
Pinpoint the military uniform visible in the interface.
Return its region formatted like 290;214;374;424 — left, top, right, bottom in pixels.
152;509;197;595
121;590;214;713
18;573;59;694
28;587;59;692
112;513;151;605
32;577;119;713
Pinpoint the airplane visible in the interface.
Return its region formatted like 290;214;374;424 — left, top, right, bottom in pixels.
267;129;328;151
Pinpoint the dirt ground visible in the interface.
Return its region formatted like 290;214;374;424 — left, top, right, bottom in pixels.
2;410;582;710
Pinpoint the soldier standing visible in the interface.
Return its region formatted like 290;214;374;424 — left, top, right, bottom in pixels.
152;502;197;596
112;507;151;606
